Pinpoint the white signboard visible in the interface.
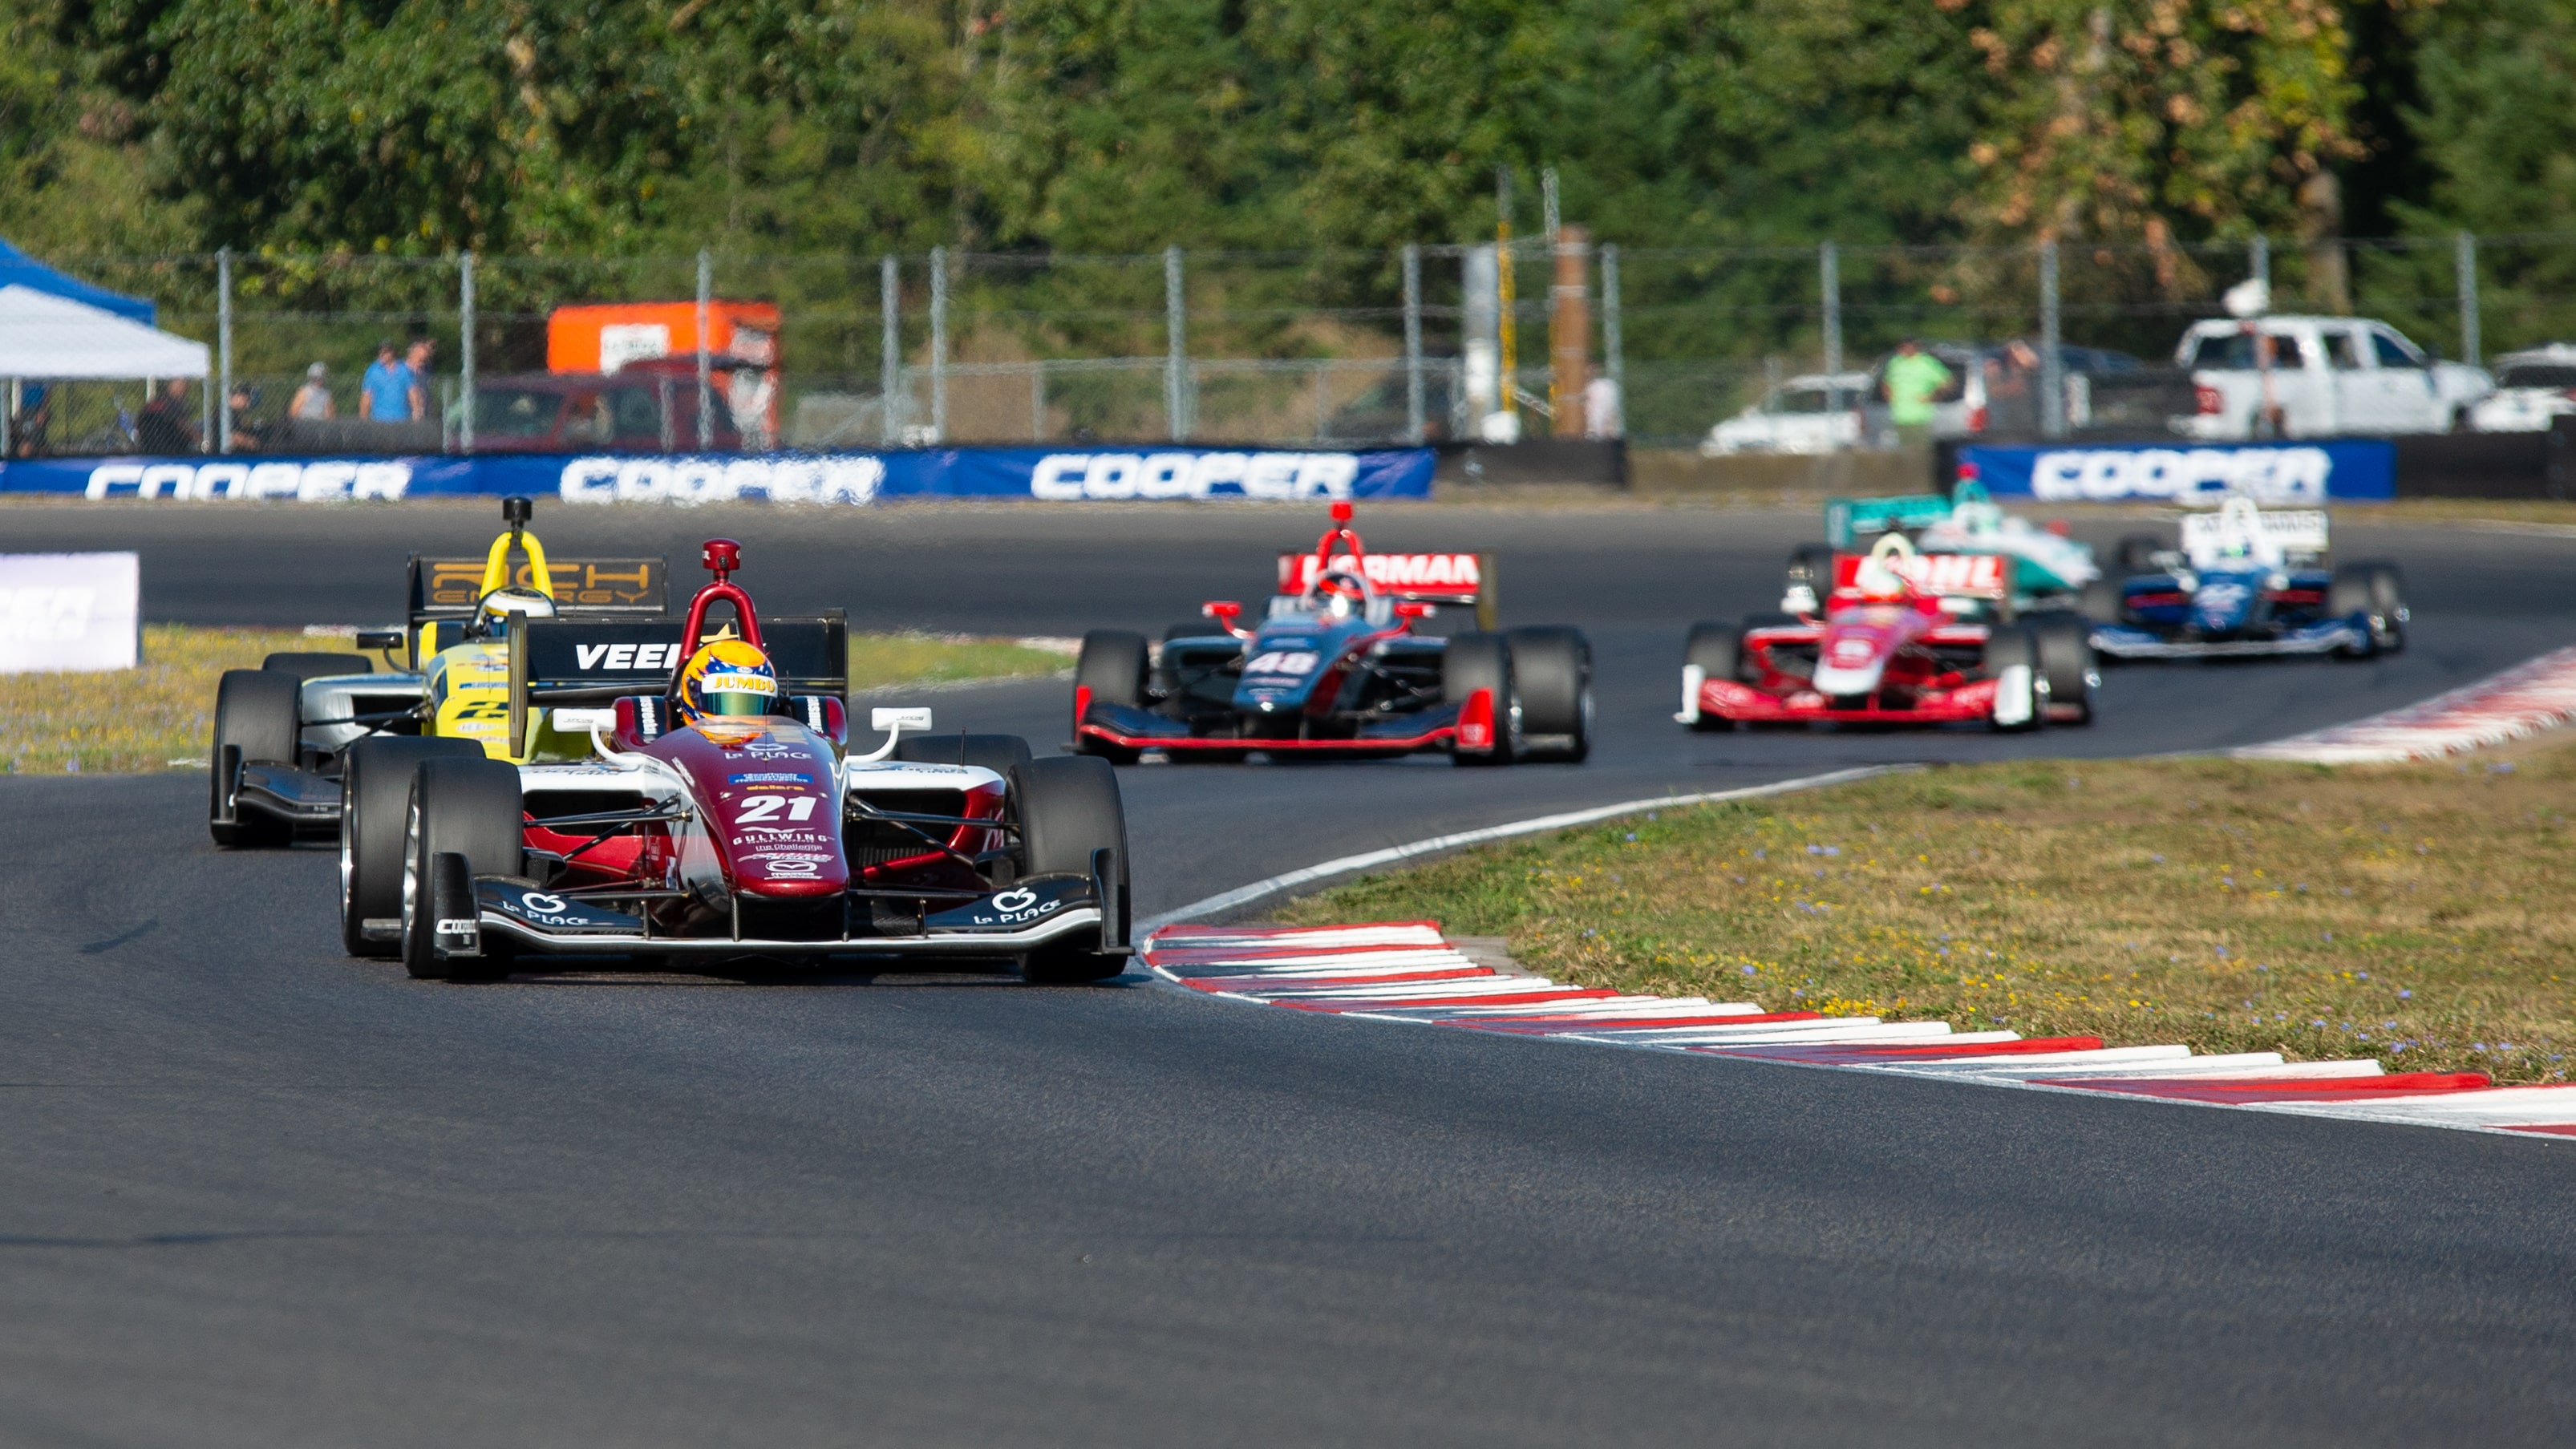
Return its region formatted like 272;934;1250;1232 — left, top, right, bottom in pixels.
0;552;140;672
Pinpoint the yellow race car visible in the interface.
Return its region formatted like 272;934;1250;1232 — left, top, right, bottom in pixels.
209;496;667;845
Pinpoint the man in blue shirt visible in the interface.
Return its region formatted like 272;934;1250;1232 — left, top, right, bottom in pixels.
360;341;414;422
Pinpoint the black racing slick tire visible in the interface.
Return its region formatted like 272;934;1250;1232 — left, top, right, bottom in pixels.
209;668;302;848
400;757;525;982
261;651;373;680
2116;533;2165;577
1442;630;1517;767
1682;621;1742;731
342;736;488;957
1981;625;2046;733
895;732;1037;779
1504;626;1592;763
1072;629;1148;763
1009;755;1130;984
2329;562;2408;656
2027;612;2098;726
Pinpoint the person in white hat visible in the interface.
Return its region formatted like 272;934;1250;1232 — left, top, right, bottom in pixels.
290;362;335;421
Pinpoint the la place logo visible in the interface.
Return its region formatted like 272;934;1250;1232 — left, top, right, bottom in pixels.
990;888;1038;913
520;892;567;914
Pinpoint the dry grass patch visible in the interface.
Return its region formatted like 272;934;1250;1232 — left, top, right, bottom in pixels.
1;626;1075;776
1282;750;2576;1083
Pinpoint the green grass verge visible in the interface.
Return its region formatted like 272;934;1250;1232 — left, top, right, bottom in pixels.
0;625;1072;776
1280;750;2576;1084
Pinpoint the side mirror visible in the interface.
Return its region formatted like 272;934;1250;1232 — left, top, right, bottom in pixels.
1392;601;1433;622
870;706;933;734
1203;600;1246;637
355;629;404;651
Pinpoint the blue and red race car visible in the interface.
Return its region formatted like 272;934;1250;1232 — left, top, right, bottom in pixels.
1072;503;1592;765
2083;498;2407;660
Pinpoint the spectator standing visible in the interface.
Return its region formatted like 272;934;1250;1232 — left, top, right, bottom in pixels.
360;341;414;422
1881;338;1951;451
226;385;265;452
290;362;335;420
11;382;51;457
404;338;435;423
136;378;198;452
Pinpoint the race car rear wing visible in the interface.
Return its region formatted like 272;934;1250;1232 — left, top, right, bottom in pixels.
2179;503;2328;569
504;612;850;750
1829;551;2010;604
402;554;670;662
1825;494;1952;549
1274;551;1497;629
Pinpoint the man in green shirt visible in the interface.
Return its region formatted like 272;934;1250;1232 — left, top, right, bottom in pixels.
1881;339;1952;451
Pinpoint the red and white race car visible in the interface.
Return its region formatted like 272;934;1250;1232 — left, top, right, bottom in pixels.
1678;534;2096;731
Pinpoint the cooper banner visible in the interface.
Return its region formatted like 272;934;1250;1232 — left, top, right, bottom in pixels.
1958;440;2397;504
0;446;1434;505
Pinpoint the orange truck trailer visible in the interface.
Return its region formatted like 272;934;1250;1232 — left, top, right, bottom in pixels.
546;301;782;443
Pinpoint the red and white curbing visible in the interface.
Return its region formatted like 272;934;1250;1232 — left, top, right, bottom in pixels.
1141;921;2576;1139
2234;645;2576;763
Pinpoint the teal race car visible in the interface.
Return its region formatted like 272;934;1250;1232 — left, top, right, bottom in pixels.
1784;480;2099;618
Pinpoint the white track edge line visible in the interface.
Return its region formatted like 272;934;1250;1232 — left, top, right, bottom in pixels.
1136;765;1912;931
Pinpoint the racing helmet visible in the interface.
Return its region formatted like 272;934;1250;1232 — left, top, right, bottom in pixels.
676;638;781;722
1854;536;1914;602
466;585;558;638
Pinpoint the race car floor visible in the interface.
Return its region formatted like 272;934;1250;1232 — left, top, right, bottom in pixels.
3;504;2575;1443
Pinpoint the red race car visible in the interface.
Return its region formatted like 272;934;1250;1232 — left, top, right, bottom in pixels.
1679;534;2096;731
338;539;1132;984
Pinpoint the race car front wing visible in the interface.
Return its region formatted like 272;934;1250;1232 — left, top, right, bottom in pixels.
2090;619;2365;659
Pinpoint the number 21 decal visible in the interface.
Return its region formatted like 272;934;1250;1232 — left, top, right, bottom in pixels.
737;795;820;823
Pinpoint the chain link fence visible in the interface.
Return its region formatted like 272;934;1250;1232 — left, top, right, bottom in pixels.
9;232;2575;457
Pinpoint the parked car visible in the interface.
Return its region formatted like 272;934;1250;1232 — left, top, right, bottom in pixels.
460;358;743;453
1858;342;2144;443
2174;316;2490;439
2469;345;2576;433
1701;372;1873;455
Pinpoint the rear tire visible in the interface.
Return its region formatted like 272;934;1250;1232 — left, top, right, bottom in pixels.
261;651;373;680
1682;621;1742;731
400;757;525;982
894;732;1035;779
2116;534;2164;577
2027;612;2098;725
1982;625;2045;732
342;736;493;957
1504;626;1591;763
1072;629;1148;763
1442;630;1517;766
1010;756;1130;983
2330;561;2408;655
209;669;302;848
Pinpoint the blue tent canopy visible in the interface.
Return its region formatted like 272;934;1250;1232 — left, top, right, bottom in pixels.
0;239;153;326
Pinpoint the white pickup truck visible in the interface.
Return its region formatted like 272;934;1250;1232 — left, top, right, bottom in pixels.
2175;315;2490;439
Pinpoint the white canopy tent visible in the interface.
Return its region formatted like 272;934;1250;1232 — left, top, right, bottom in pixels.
0;284;207;379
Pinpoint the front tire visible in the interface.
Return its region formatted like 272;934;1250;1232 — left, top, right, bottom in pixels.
1010;755;1130;983
1682;621;1742;731
342;736;488;957
1442;630;1517;766
1983;625;2046;733
209;669;302;848
2330;562;2408;655
1504;626;1591;763
2027;612;2098;725
1072;629;1149;763
400;757;525;982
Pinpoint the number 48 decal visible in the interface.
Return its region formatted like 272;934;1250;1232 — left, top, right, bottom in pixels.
738;794;820;822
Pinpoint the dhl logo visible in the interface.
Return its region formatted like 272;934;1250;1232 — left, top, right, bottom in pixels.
1276;552;1481;596
1832;552;2007;599
426;560;662;608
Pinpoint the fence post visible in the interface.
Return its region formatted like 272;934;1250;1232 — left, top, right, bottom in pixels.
459;251;476;454
880;255;900;443
1819;241;1842;410
1164;245;1187;441
1032;366;1046;443
930;245;949;443
2456;230;2481;366
2039;237;2064;439
1601;243;1624;436
2250;233;2270;292
695;249;713;450
1402;244;1424;445
216;248;233;455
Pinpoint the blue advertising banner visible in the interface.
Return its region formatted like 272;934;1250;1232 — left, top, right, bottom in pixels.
1958;439;2397;504
0;446;1436;505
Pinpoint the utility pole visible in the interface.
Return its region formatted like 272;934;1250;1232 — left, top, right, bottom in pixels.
1401;243;1424;444
880;256;901;444
1496;168;1517;432
695;249;713;450
1164;245;1188;441
216;248;233;455
459;252;476;453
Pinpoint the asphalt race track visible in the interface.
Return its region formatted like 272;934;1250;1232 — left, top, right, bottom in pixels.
4;500;2574;1444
